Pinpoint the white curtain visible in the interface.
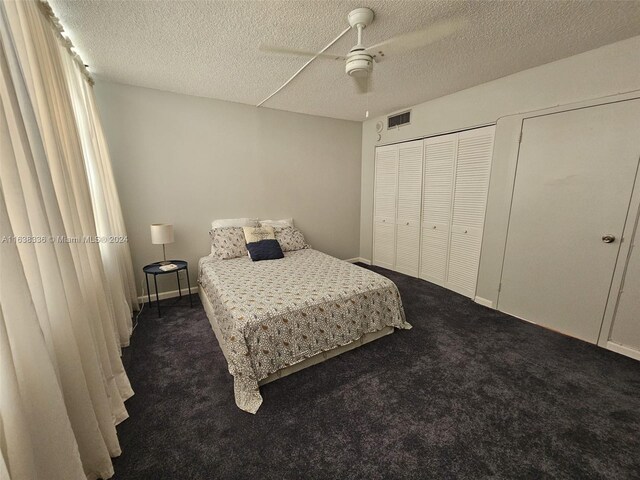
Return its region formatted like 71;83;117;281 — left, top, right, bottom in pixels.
0;185;87;480
62;32;139;345
0;0;138;478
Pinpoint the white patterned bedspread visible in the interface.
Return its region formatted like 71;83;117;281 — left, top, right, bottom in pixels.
198;249;411;413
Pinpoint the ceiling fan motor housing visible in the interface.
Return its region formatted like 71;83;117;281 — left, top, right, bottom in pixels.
346;49;373;77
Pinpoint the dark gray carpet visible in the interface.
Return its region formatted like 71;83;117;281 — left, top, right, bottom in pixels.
113;265;640;480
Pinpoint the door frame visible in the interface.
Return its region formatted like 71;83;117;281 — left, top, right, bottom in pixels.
597;165;640;348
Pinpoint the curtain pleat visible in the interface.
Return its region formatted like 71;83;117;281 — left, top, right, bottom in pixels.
0;185;87;480
87;85;139;314
0;1;139;478
86;81;140;324
65;49;138;346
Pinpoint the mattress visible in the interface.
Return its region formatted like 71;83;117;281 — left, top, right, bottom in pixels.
198;248;411;413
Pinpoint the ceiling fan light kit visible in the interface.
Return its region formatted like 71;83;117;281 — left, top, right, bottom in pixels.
345;50;373;77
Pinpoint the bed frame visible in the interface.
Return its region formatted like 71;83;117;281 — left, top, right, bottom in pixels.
198;286;394;386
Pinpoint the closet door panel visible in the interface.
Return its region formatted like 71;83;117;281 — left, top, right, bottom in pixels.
420;134;456;282
422;136;456;226
395;140;424;276
446;126;495;298
451;127;494;229
373;145;398;268
420;225;450;285
395;225;421;276
396;140;424;225
373;222;396;270
447;226;483;297
373;146;398;224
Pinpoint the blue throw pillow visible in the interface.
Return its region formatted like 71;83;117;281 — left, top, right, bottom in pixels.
246;239;284;261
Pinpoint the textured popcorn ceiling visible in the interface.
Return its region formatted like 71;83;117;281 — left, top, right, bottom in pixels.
49;0;640;121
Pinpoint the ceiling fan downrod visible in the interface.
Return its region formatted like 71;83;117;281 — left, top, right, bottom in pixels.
345;8;375;78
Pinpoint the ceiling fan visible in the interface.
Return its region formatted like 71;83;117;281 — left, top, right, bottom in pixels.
258;7;467;101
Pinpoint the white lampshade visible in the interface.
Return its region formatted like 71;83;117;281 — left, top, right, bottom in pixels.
150;224;174;245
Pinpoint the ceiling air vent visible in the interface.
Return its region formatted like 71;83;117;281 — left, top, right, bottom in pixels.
388;110;411;129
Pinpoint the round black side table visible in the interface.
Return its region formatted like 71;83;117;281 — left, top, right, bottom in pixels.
143;260;193;317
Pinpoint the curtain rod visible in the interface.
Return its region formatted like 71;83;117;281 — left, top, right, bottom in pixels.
37;0;94;86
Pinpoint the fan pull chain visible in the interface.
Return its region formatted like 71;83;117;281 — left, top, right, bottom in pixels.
365;74;370;118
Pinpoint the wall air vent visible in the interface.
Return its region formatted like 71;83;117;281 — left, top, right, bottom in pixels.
388;110;411;129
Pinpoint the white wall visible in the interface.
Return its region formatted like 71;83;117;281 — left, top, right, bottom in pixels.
95;82;362;295
360;35;640;304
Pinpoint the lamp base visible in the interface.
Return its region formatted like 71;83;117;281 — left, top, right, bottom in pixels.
158;243;170;265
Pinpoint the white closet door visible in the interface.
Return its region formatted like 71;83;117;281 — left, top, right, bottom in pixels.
373;145;398;223
420;134;456;285
373;222;396;269
499;101;640;343
373;144;398;269
395;140;424;276
607;214;640;354
446;126;495;298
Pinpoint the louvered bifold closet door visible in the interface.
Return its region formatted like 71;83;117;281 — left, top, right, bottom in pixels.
420;134;457;285
446;126;495;298
373;144;399;269
395;140;424;276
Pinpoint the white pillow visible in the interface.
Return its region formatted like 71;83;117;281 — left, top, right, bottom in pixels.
211;217;258;229
260;218;294;228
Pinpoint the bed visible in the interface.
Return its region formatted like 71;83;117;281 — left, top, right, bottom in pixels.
198;248;411;413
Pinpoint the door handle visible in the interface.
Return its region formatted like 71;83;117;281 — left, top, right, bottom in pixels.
602;234;616;243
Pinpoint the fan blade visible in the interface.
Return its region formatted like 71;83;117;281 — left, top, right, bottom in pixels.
259;44;345;61
368;18;468;57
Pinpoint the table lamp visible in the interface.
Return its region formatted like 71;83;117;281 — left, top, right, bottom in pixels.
150;223;174;265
